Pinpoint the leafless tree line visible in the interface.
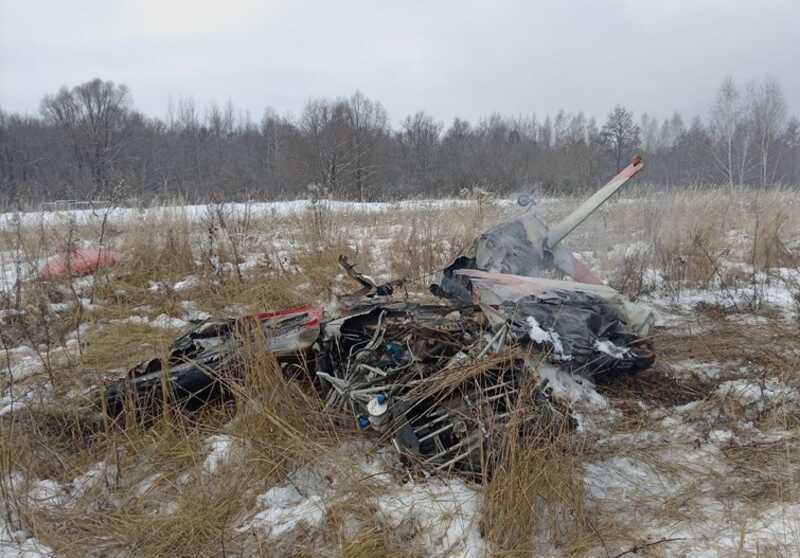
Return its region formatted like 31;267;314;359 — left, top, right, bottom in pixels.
0;77;798;207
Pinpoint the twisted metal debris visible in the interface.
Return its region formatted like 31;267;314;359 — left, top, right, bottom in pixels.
100;156;654;475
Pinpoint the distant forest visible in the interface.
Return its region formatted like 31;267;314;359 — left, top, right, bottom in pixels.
1;77;798;206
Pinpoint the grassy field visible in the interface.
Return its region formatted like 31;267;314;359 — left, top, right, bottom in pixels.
2;187;800;557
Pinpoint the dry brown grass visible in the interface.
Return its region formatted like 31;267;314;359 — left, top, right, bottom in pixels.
79;322;178;373
477;367;594;556
480;431;590;556
655;318;800;378
3;190;800;556
2;326;348;557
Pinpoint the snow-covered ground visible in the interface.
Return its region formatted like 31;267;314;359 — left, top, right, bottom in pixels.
2;195;800;556
0;198;520;232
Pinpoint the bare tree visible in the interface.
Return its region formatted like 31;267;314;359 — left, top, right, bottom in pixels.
749;79;788;186
601;105;640;172
40;78;132;196
709;77;743;186
399;111;442;190
299;98;351;194
2;78;799;204
346;91;388;200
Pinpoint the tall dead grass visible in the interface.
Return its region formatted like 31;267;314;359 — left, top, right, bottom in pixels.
1;325;347;557
3;189;800;556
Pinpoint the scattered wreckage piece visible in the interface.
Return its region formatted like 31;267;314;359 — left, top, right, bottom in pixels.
454;269;653;335
312;267;654;474
41;246;121;281
102;306;322;418
338;254;400;297
455;270;655;378
100;279;653;475
313;301;574;476
432;155;644;300
97;156;654;476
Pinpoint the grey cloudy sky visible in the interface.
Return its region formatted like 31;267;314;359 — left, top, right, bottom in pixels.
1;0;798;126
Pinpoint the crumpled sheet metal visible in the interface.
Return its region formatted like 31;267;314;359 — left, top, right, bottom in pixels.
313;301;571;476
432;156;645;297
469;218;599;284
99;285;653;475
454;269;654;336
102;306;323;418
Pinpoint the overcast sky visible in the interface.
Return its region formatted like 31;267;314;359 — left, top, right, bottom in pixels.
1;0;798;126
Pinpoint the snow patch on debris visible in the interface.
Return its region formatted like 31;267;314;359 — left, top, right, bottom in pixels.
593;339;631;359
526;316;571;361
537;363;613;431
538;364;605;408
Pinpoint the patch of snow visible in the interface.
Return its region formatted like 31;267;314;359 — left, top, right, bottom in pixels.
725;502;800;554
238;255;263;272
716;378;798;409
375;478;485;558
0;308;27;321
223;303;250;316
536;363;613;432
240;442;486;557
27;479;69;509
669;359;725;381
179;300;211;321
0;199;513;235
151;314;189;330
113;313;188;330
0;383;50;416
0;251;45;295
584;456;681;502
204;435;238;474
593;339;631;359
526;316;571;361
708;429;734;444
70;462;114;498
134;474;160;498
114;315;151;326
147;280;164;293
245;484;326;538
2;345;42;382
47;302;73;313
0;515;55;558
173;275;201;292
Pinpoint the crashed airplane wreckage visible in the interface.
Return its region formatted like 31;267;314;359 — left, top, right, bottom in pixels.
100;156;654;475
